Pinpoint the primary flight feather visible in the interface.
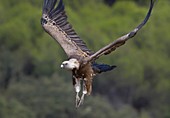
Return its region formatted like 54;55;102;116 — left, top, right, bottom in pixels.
41;0;155;108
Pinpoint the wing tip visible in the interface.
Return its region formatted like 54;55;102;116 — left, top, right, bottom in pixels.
136;0;155;30
42;0;64;16
41;0;65;26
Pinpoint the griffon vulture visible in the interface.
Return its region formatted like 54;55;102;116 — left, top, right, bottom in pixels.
41;0;155;107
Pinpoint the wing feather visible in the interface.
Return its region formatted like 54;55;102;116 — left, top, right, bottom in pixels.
41;0;92;57
86;0;155;62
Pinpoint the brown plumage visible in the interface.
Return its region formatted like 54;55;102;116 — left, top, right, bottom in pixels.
41;0;155;107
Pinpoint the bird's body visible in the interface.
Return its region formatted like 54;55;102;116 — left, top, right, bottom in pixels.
41;0;155;107
73;61;93;94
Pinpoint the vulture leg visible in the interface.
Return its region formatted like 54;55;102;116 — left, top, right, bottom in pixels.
74;78;81;108
77;79;87;107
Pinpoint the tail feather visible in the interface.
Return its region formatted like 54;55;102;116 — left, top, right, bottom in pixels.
92;63;116;74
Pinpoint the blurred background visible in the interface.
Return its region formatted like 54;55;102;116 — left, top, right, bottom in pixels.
0;0;170;118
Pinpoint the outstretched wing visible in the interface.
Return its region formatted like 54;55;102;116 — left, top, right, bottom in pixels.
86;0;155;62
41;0;92;58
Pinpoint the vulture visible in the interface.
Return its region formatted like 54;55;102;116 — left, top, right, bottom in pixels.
41;0;155;107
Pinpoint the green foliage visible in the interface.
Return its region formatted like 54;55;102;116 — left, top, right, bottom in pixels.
0;0;169;118
0;97;35;118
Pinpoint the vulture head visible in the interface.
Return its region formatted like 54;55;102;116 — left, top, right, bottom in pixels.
61;58;80;70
